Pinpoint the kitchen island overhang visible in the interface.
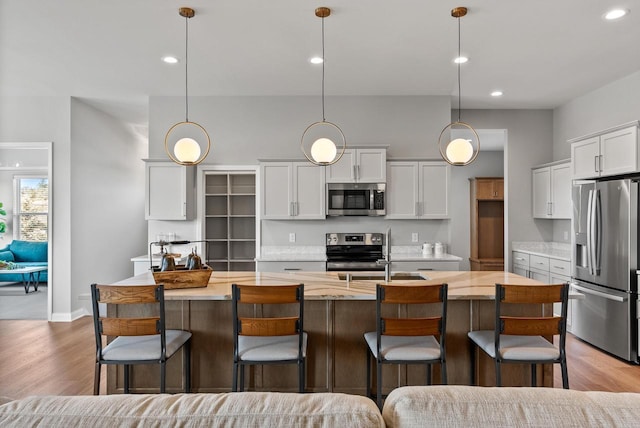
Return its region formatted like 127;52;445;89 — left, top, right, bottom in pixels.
107;271;557;394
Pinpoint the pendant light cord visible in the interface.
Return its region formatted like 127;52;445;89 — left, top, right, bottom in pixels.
321;15;326;122
457;14;461;122
185;14;189;122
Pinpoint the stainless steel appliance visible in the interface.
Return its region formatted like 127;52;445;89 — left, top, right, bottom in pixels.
571;178;638;362
325;233;384;271
326;183;385;216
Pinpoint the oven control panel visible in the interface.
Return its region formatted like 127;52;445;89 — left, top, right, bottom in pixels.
326;233;383;246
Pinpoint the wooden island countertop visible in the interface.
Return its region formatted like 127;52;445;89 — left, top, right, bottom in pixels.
117;270;545;301
109;270;556;394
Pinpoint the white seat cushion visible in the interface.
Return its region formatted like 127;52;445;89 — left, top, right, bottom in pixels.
238;333;307;361
468;330;559;361
364;331;441;361
101;330;191;361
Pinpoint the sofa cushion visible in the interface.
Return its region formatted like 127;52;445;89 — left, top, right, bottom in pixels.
0;392;384;427
0;251;15;262
8;240;47;263
382;385;640;428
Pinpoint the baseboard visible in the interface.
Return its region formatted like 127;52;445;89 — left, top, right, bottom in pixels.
50;307;90;322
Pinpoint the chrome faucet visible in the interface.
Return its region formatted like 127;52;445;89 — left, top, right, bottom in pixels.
376;227;392;282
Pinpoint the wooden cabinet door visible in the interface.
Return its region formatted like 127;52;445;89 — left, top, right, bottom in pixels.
475;178;503;200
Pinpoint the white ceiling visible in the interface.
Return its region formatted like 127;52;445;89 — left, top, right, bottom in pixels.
1;0;639;126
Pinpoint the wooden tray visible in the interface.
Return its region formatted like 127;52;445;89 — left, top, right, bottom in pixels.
152;265;212;289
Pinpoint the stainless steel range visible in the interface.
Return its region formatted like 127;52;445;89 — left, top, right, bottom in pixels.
325;233;384;271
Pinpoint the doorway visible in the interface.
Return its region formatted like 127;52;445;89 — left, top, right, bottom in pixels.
0;142;52;320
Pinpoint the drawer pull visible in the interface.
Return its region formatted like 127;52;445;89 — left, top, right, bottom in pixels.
515;257;525;261
553;265;565;270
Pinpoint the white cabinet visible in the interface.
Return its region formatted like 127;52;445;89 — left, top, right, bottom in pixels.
256;261;326;272
385;161;450;219
532;161;571;219
260;162;325;220
391;260;460;271
571;123;639;179
145;161;195;220
325;148;386;183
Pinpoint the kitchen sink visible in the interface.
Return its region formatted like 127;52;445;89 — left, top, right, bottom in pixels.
337;273;430;281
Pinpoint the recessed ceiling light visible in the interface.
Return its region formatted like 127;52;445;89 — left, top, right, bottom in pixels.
454;56;468;64
491;91;503;97
310;56;323;64
604;8;629;20
162;56;179;64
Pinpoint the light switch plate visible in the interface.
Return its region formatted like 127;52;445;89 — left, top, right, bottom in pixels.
412;232;419;242
289;233;296;243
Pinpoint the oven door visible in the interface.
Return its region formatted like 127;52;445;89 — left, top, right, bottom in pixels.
326;261;384;271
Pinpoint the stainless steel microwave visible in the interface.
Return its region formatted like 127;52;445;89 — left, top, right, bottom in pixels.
327;183;385;216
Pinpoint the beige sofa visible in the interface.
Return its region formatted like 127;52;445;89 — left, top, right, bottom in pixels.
2;386;640;427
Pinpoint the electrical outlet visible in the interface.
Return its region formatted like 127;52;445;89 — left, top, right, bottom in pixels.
412;232;419;242
563;231;569;240
289;233;296;243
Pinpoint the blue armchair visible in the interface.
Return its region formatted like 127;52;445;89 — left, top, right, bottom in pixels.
0;240;48;283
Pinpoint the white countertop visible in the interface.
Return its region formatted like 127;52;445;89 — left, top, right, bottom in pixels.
512;242;571;261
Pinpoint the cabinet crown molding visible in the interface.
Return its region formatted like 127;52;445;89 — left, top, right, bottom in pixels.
567;120;639;144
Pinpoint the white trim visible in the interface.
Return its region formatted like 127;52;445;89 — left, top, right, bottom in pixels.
50;307;89;322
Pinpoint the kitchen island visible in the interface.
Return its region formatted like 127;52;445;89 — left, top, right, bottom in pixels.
108;270;554;394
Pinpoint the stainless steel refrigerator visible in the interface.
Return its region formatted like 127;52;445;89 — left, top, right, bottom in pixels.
571;178;638;363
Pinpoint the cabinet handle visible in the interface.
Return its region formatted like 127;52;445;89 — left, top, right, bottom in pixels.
295;201;299;216
289;202;293;216
599;155;604;172
283;268;301;271
352;165;357;180
356;164;360;181
515;257;525;261
553;265;565;270
594;155;599;172
548;201;552;216
182;202;186;217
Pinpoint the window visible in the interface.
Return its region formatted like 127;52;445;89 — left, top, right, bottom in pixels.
14;176;49;241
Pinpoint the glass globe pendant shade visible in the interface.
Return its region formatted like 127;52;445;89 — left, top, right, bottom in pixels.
164;121;211;166
310;137;337;163
174;137;201;163
438;121;479;166
446;138;473;165
301;120;346;166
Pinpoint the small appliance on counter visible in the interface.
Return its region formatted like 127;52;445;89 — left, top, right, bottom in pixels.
148;239;212;289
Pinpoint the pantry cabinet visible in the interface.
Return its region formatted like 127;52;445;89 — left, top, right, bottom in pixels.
469;178;504;271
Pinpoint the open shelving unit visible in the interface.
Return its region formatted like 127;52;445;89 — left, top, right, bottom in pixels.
204;172;256;271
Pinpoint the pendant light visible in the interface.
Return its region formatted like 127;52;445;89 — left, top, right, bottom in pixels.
301;7;346;166
164;7;211;166
438;6;479;166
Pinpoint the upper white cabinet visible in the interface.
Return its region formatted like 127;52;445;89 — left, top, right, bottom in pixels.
325;148;386;183
145;161;195;220
571;122;639;179
532;160;571;219
385;161;450;219
260;161;325;220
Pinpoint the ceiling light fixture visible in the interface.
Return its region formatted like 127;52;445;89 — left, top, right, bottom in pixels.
310;56;324;64
164;7;211;166
491;90;503;97
604;8;628;20
438;6;480;167
300;7;346;166
454;56;468;64
162;56;179;64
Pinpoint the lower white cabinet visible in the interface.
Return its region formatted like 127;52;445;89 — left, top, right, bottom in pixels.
391;261;460;271
257;261;326;272
513;250;572;332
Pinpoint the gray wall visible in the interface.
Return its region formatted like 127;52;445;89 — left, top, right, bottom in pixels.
70;99;147;314
552;70;640;242
0;96;146;320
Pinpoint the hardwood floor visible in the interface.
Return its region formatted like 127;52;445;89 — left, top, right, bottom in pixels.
1;317;639;399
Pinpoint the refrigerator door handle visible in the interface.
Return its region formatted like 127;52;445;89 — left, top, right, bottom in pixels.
594;188;602;275
571;283;627;303
587;190;594;275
